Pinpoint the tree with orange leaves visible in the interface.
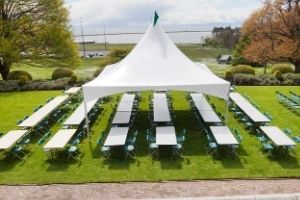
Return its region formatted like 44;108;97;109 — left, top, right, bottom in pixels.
241;0;300;73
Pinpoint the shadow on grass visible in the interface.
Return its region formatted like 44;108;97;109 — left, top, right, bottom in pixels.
45;152;81;171
219;157;245;169
0;148;34;171
270;154;300;169
0;157;23;171
102;158;137;170
159;157;184;170
236;145;249;156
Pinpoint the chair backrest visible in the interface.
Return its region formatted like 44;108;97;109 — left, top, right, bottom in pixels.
206;134;212;142
38;138;45;145
182;129;186;136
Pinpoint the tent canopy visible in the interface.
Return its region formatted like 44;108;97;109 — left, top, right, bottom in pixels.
83;20;230;102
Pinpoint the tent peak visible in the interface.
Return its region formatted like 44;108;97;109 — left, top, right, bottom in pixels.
153;11;159;26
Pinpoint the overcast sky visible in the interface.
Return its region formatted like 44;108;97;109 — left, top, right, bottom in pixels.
64;0;262;43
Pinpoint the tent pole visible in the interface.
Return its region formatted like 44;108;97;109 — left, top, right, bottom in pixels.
225;100;229;125
225;89;230;126
83;96;90;137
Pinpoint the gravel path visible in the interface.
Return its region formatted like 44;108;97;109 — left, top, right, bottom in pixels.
0;179;300;200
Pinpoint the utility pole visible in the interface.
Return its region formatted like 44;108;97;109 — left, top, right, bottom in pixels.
103;24;107;50
80;18;86;58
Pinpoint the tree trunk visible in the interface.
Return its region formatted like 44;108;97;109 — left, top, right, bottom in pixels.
294;61;300;73
0;61;11;80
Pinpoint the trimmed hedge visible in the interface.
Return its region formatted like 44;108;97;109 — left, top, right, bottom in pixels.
0;78;76;92
8;70;32;81
230;65;255;75
233;74;281;86
271;64;294;74
52;68;74;80
282;73;300;85
224;71;233;80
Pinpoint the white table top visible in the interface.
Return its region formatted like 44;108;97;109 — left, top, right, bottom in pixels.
260;126;296;146
44;129;77;150
153;93;171;122
104;127;129;146
64;87;81;94
156;126;177;145
120;94;135;102
112;111;132;124
0;130;28;150
117;101;134;112
199;110;222;123
63;99;98;126
229;93;248;102
190;93;213;111
229;93;270;123
210;126;239;145
19;95;69;128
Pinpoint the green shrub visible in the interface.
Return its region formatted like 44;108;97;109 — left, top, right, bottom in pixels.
8;70;32;81
273;70;283;81
230;65;255;75
233;74;281;86
51;68;74;80
69;74;77;84
110;49;130;60
233;74;258;85
93;68;103;77
282;73;300;85
18;75;29;86
257;74;281;86
271;64;294;74
224;71;233;80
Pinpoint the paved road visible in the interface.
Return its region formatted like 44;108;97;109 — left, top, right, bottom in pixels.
0;179;299;200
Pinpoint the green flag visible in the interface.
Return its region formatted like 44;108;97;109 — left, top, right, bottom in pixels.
153;11;159;26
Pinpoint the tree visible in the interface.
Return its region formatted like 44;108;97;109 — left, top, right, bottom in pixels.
0;0;80;80
232;36;251;66
212;26;241;50
203;27;240;49
241;0;300;73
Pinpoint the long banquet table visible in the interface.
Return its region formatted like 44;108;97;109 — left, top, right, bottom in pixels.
19;95;69;128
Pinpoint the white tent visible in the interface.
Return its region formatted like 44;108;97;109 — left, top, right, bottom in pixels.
82;16;230;131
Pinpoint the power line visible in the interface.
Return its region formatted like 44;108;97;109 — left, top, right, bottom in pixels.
73;30;212;37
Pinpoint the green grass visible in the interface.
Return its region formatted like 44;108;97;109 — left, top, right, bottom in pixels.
0;86;299;184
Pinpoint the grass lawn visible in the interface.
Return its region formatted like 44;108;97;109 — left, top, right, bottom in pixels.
0;86;299;184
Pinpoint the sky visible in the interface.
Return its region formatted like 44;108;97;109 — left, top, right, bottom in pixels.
64;0;262;43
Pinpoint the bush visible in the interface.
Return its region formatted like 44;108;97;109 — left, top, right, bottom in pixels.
52;68;74;80
110;49;130;60
282;73;300;85
230;65;256;75
0;80;19;91
8;70;32;81
18;76;29;86
224;71;233;82
256;74;281;86
93;68;103;77
233;74;281;86
273;70;283;81
271;64;294;74
69;74;77;84
233;74;258;85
